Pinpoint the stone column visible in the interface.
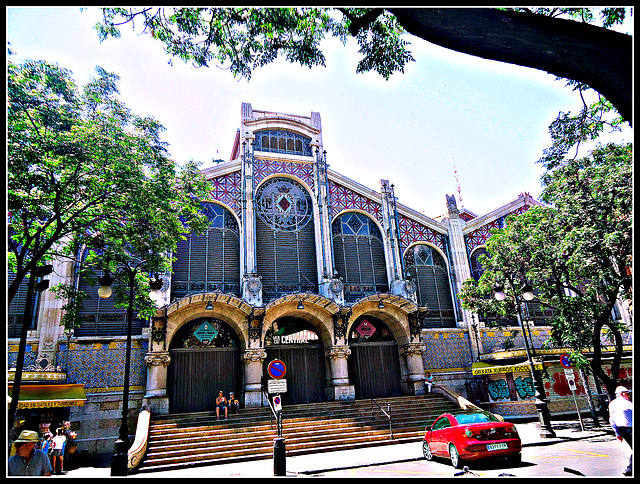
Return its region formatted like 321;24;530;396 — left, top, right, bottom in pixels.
380;180;404;283
326;346;355;401
400;343;427;395
242;348;267;407
444;195;484;359
142;352;171;414
37;248;75;369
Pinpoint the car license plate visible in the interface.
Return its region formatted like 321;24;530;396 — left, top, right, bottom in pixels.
487;443;508;451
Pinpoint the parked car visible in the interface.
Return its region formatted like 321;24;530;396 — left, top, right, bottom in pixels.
422;410;522;469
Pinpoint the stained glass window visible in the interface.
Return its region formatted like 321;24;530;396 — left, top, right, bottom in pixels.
170;317;239;349
256;178;313;232
404;244;455;328
172;202;240;299
255;129;312;156
332;212;388;302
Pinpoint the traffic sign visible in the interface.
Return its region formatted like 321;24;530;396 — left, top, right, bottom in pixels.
268;359;287;379
268;379;287;394
567;378;577;391
273;395;282;412
560;353;572;368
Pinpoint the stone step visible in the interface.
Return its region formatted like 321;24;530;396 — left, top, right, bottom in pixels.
135;394;458;473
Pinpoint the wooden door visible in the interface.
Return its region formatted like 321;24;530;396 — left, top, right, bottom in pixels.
265;344;327;405
348;341;402;399
168;347;241;413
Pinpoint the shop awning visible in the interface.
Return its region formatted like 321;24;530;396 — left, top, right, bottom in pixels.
471;361;543;376
7;384;86;409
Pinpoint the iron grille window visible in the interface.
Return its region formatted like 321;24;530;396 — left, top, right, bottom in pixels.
332;213;388;303
7;271;40;337
74;252;146;337
404;244;456;328
172;202;240;300
255;178;318;301
470;247;489;281
254;129;312;156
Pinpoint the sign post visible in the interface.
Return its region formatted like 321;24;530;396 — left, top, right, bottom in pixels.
267;359;287;476
564;366;585;432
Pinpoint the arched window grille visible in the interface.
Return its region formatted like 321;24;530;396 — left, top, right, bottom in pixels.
255;178;317;301
470;247;489;281
404;244;456;328
254;129;312;156
74;249;146;337
172;202;240;300
7;271;40;337
332;212;388;303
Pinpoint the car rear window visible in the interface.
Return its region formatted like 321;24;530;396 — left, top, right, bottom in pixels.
455;413;499;424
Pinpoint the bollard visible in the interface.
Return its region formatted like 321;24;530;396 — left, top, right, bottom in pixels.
273;437;286;476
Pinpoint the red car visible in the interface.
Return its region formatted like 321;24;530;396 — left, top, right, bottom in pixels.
422;410;522;469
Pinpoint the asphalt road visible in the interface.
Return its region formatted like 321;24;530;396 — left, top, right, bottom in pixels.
304;432;632;478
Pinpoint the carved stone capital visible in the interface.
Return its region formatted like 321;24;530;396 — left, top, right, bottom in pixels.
400;343;426;357
145;352;171;367
326;346;351;360
242;348;267;363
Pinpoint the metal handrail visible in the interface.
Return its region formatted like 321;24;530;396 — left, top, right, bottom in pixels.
370;398;393;439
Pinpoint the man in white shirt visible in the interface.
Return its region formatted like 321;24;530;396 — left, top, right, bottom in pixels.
609;385;633;476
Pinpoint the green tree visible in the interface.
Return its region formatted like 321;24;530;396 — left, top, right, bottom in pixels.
94;7;631;122
459;142;632;398
7;55;211;432
8;56;210;305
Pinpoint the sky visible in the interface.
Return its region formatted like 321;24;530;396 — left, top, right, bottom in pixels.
7;7;632;218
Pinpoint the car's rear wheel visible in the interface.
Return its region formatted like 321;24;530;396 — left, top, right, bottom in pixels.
422;441;433;460
506;452;522;465
449;443;464;469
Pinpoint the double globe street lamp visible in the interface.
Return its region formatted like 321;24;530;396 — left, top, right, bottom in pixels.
99;267;164;475
493;280;556;439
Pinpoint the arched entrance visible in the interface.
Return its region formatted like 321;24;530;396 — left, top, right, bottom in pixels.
264;317;327;405
168;317;242;413
347;315;402;399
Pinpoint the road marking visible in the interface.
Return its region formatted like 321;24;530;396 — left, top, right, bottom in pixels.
564;449;609;458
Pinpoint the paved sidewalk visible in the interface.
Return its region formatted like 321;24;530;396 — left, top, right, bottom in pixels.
59;419;614;478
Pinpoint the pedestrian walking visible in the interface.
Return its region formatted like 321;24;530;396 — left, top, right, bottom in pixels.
8;430;53;476
609;385;633;476
425;372;434;393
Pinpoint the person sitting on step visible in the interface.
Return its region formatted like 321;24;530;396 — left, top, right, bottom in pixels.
216;391;228;420
228;392;239;414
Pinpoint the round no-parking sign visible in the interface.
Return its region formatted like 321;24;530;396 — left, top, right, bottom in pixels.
268;359;287;379
560;354;572;368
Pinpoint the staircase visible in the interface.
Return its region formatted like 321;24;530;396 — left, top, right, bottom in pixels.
134;393;460;473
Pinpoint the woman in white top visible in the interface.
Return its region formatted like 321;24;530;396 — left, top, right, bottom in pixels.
51;427;67;475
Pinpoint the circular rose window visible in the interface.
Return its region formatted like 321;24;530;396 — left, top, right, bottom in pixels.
256;178;313;231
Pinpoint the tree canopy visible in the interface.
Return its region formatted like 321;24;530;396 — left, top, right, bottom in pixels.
7;55;211;306
94;7;632;122
459;141;632;397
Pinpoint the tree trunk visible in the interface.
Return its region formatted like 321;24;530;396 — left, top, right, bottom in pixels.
388;8;632;123
590;311;624;399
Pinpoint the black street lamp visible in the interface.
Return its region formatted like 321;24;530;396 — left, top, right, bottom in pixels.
99;266;163;476
494;280;556;439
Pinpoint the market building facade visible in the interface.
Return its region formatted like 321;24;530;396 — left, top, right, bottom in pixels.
8;103;632;455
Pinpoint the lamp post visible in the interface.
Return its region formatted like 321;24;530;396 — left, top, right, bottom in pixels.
100;265;163;476
494;280;556;438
